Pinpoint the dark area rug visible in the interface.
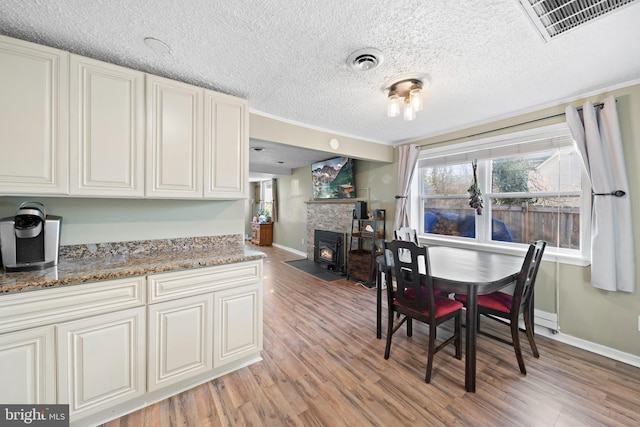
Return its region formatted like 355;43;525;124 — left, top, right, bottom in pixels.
284;259;345;282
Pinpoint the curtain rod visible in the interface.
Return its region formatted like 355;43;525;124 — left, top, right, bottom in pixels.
418;102;606;148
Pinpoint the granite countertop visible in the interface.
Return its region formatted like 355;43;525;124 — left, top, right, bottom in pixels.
0;236;265;295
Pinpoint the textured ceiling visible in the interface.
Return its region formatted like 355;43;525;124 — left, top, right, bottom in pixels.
1;0;639;152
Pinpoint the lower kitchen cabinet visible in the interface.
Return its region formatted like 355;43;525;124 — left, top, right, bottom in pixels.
0;259;263;426
56;306;146;421
214;283;263;367
0;325;56;404
147;293;213;392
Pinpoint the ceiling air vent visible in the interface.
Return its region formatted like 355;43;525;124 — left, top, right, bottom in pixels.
347;48;383;71
518;0;639;41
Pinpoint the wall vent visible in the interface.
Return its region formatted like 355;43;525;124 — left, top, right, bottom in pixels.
518;0;639;41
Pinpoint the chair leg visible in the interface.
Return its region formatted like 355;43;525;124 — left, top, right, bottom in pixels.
510;321;526;374
454;313;462;360
523;308;540;358
407;317;413;337
384;309;395;359
425;323;436;383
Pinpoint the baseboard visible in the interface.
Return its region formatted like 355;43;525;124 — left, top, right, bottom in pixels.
272;243;306;258
532;309;640;369
536;328;640;369
533;309;558;331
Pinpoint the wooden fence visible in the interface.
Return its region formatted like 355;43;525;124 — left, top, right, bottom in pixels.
426;206;580;249
492;206;580;249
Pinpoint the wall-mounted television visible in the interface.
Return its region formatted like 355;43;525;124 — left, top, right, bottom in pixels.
311;157;355;199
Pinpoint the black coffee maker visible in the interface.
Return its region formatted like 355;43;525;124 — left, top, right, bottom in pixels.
0;201;62;272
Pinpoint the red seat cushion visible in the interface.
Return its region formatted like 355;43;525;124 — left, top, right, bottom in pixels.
403;287;447;299
454;292;513;313
394;294;462;318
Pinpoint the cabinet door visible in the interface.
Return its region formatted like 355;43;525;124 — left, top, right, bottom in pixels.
0;35;69;195
146;74;203;198
0;325;55;404
213;283;263;367
147;293;213;392
70;55;144;197
57;307;145;420
203;90;248;199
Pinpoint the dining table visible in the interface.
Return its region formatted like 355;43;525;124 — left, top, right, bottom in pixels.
376;246;524;392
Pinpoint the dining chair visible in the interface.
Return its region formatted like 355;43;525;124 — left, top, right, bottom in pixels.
454;240;546;374
383;240;463;383
393;226;419;245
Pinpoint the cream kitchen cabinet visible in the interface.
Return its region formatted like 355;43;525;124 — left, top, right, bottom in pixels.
147;293;213;392
203;90;248;199
0;325;56;404
57;307;146;422
69;55;145;197
147;259;263;376
0;275;145;425
0;35;69;195
213;282;262;368
1;34;248;200
145;76;248;200
0;259;262;426
145;74;204;198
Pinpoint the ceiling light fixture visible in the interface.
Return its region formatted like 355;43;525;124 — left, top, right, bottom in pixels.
382;73;430;121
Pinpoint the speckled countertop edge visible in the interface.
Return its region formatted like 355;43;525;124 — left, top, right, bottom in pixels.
0;236;265;295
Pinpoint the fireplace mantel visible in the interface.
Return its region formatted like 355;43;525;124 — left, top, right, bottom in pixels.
305;199;366;205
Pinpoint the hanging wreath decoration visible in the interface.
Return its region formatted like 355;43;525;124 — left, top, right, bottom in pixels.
468;160;483;215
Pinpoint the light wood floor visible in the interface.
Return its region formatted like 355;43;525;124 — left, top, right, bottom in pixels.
101;244;640;426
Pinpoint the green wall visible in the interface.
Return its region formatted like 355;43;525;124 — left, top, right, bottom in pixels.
0;197;245;245
272;167;312;253
272;158;398;253
250;114;393;163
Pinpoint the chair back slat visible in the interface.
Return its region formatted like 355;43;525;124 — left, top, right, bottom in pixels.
384;240;434;316
393;227;419;245
513;240;547;316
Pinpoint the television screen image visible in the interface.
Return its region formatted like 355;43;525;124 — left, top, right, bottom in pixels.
311;157;355;199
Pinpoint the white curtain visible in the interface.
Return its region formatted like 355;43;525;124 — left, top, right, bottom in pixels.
565;96;635;292
394;144;420;230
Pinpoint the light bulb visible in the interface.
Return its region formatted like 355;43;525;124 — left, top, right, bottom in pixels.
404;103;415;121
387;93;400;117
409;87;423;112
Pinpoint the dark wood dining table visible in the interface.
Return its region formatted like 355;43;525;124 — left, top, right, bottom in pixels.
376;246;524;392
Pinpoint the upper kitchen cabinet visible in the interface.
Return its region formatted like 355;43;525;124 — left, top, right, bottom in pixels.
146;74;204;199
0;34;248;200
0;36;69;195
70;55;145;197
203;90;248;199
146;75;248;200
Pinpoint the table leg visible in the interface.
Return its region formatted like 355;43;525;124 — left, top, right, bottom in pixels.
465;286;477;392
376;267;382;339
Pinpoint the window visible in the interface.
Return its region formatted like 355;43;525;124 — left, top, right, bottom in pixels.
260;180;273;217
412;124;590;262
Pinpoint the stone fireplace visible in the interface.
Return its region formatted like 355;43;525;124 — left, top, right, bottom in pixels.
305;201;354;263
